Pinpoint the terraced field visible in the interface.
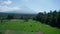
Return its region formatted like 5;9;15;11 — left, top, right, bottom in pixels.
0;19;60;34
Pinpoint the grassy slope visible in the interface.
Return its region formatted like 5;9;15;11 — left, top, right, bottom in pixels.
0;19;60;34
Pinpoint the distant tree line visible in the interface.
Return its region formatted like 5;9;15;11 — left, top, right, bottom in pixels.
0;13;35;23
33;10;60;28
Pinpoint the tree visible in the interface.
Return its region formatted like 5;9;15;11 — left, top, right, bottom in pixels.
6;15;14;20
33;10;60;28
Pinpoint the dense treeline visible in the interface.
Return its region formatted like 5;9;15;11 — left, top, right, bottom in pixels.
0;13;35;19
33;10;60;28
0;13;35;23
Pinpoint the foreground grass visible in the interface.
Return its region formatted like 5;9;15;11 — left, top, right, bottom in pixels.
0;19;60;34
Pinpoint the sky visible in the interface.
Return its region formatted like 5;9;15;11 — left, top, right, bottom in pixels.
0;0;60;13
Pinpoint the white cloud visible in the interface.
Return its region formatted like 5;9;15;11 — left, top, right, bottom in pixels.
0;0;12;5
0;6;21;12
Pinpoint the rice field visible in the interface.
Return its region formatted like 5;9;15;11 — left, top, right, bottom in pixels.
0;19;60;34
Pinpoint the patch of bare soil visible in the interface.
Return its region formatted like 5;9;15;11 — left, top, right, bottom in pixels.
36;31;43;34
4;30;43;34
5;30;10;34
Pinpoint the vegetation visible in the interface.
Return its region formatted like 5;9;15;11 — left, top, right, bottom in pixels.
0;10;60;34
33;10;60;28
0;19;60;34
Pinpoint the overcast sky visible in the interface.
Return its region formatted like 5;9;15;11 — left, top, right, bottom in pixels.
0;0;60;13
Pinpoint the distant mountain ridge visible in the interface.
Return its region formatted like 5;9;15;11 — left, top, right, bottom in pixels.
0;7;37;14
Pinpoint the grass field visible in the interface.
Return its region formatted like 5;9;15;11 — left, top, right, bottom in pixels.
0;19;60;34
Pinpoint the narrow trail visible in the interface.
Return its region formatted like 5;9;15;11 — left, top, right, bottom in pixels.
5;30;43;34
5;30;10;34
36;31;43;34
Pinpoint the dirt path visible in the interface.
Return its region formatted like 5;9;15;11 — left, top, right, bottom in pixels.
36;31;43;34
5;30;10;34
5;30;43;34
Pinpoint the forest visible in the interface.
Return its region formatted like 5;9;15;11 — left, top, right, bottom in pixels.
33;10;60;28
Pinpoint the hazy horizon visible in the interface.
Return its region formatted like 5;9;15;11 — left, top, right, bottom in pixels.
0;0;60;13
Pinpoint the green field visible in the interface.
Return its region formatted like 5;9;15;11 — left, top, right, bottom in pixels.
0;19;60;34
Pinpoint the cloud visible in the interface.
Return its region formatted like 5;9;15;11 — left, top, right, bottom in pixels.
0;6;21;12
0;0;12;5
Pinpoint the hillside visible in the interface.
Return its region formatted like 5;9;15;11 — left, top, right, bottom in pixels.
0;19;60;34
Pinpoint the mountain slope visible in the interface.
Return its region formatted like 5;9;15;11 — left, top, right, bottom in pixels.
0;7;37;14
